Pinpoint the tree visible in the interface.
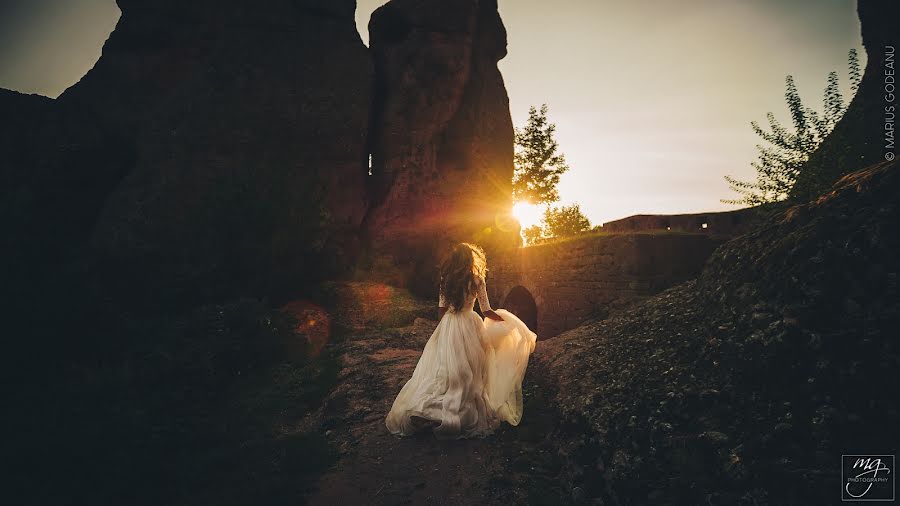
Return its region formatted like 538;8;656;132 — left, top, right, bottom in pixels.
723;50;858;205
522;225;545;246
513;104;570;205
543;204;591;239
521;204;591;246
848;48;861;96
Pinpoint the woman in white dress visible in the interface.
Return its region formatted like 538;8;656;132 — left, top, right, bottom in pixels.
385;243;537;439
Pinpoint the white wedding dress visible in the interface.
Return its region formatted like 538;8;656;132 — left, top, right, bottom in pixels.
385;276;537;439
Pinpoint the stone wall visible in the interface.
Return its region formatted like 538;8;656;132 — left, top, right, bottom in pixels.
488;233;726;339
600;207;761;236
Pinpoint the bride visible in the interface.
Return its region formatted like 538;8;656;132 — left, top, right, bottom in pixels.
385;242;537;439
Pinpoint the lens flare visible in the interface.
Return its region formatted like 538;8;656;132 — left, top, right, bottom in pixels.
281;300;331;358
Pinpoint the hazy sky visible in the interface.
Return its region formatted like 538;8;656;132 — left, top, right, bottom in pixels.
0;0;864;225
0;0;119;97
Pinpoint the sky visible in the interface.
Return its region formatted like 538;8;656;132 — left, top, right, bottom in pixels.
0;0;864;226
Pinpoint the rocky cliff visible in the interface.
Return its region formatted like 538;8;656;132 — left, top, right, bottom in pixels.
534;160;899;505
364;0;518;293
791;0;898;200
55;0;373;301
2;0;518;302
0;88;131;309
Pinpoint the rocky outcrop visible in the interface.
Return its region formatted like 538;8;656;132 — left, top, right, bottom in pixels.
0;89;130;280
792;0;899;200
533;160;899;505
52;0;373;302
363;0;518;294
2;0;523;302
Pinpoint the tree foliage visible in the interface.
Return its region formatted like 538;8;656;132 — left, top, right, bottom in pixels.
513;104;570;205
724;50;859;205
522;225;545;246
848;48;861;96
523;204;591;245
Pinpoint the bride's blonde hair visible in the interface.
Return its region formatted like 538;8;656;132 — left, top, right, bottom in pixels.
440;243;487;311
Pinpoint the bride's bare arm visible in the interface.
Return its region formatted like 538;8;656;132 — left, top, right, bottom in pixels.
438;280;447;319
478;277;504;321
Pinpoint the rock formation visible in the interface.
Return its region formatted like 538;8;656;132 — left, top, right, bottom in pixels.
0;88;130;302
2;0;371;303
534;160;899;505
2;0;521;302
792;0;899;200
364;0;518;294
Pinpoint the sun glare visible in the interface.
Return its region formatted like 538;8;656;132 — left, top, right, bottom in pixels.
512;202;543;230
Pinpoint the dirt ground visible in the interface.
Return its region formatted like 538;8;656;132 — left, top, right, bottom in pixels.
299;283;568;505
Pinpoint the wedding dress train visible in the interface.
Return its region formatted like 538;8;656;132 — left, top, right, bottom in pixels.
385;277;537;439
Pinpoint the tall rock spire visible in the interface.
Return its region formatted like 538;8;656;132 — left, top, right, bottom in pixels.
364;0;518;294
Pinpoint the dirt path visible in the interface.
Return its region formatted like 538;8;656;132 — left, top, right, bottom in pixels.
298;283;567;505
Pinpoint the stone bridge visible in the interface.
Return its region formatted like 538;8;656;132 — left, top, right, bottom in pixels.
487;232;727;339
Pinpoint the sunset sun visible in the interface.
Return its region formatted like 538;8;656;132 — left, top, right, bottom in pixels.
512;202;543;230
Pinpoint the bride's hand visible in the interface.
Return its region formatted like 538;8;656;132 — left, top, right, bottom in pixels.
484;310;504;322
